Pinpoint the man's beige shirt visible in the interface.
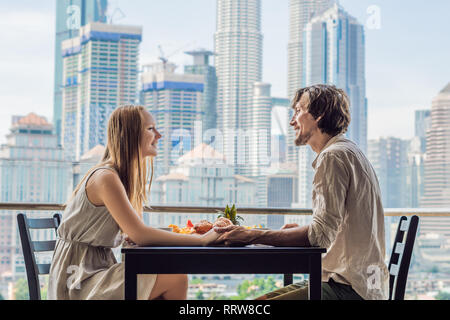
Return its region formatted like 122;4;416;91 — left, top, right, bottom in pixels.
307;134;389;300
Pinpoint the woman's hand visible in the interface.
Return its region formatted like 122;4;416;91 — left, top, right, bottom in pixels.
124;236;136;247
200;228;221;246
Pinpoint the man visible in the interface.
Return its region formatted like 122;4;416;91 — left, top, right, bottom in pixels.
215;84;389;300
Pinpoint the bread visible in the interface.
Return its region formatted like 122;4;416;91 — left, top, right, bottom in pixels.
213;217;233;228
193;220;213;234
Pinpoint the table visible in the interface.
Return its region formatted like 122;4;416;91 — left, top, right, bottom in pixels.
122;246;326;300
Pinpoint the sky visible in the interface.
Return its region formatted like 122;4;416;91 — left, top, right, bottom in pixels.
0;0;449;144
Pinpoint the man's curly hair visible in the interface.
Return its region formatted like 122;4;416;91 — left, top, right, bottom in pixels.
291;84;351;137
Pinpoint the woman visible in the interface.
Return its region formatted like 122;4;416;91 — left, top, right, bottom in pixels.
48;105;219;300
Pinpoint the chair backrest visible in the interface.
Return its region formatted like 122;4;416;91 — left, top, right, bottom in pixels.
388;215;419;300
16;213;61;300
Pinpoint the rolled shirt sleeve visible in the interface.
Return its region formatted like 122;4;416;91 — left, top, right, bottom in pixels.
308;153;349;248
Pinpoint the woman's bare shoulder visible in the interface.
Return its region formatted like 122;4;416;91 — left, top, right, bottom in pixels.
90;167;121;186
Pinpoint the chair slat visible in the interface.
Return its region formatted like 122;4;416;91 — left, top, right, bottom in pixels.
394;242;405;255
400;220;409;232
390;264;399;276
32;240;57;252
27;218;58;229
37;264;51;275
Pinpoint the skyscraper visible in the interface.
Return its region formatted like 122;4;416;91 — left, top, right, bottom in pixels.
250;83;272;207
140;62;204;176
286;0;332;164
214;0;263;171
368;137;409;208
54;0;108;145
184;49;217;133
304;3;367;152
248;83;272;177
294;3;367;208
61;22;142;160
419;83;450;267
422;83;450;208
415;109;431;153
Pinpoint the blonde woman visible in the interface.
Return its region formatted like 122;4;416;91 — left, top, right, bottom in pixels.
48;105;219;300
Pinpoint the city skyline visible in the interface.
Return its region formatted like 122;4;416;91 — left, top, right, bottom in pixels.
1;0;449;144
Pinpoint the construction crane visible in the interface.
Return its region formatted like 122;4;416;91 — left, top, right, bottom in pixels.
158;45;169;66
106;2;126;24
157;42;197;70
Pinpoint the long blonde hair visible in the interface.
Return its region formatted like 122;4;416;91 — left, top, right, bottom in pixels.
71;105;154;218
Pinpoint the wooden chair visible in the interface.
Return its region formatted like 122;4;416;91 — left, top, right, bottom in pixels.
16;213;61;300
388;215;419;300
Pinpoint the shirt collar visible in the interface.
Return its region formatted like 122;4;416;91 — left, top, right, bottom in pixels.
312;134;344;169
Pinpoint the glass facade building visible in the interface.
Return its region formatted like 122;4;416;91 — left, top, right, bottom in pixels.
214;0;263;173
61;22;142;160
140;62;204;176
286;0;332;165
184;50;218;134
54;0;108;145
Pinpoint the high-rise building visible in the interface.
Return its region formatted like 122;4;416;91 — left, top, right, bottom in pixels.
0;114;72;282
286;0;332;164
214;0;263;172
368;137;409;208
304;3;367;153
422;83;450;209
140;62;204;176
402;110;431;209
271;97;290;165
406;136;426;209
418;83;450;269
266;163;299;229
415;109;431;153
294;3;367;208
184;49;217;134
248;83;272;176
249;83;273;207
54;0;108;145
61;22;142;160
296;146;315;208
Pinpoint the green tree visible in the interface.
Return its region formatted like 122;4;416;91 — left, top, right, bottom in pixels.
13;277;48;300
0;293;4;300
14;278;29;300
190;277;204;285
435;291;450;300
429;266;439;273
195;290;205;300
234;277;281;300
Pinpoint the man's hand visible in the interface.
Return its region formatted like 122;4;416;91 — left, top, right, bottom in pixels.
281;223;299;230
213;225;263;246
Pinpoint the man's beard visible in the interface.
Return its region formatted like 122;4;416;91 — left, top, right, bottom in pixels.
294;130;312;146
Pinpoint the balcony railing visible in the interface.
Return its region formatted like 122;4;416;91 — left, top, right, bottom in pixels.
2;202;450;300
1;203;450;216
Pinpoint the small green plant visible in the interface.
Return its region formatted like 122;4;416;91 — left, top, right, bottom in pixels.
217;204;244;225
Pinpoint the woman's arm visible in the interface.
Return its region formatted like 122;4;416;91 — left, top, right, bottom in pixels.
88;169;217;246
